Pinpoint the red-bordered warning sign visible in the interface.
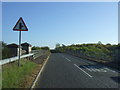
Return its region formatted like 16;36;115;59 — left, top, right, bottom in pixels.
13;17;28;31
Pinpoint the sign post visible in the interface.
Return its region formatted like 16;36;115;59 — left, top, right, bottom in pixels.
18;31;21;67
13;17;28;67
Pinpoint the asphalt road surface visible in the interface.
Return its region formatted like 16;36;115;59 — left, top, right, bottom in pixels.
36;53;120;88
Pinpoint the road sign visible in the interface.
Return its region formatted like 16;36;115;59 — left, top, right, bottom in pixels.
13;17;28;31
13;17;28;67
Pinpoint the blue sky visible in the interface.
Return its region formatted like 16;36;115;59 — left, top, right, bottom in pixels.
2;2;118;49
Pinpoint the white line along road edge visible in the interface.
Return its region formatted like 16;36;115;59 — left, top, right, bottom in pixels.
31;54;51;89
74;64;92;78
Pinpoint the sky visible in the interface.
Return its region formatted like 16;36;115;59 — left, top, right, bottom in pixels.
2;2;118;49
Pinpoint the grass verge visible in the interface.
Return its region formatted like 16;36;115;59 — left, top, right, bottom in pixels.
2;59;37;88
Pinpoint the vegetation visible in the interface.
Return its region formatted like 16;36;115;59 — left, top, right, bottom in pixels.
32;46;50;51
1;41;50;59
41;47;50;50
0;41;11;59
32;46;41;50
2;59;37;88
55;42;120;64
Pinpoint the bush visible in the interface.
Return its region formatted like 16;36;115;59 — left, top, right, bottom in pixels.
32;46;41;50
41;47;50;50
55;43;113;61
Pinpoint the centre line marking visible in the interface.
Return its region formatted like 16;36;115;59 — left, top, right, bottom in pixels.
65;58;71;62
74;64;92;78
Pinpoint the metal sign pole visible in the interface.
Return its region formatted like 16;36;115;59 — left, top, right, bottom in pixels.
13;17;28;67
18;31;21;67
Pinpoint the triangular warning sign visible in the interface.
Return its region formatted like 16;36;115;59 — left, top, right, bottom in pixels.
13;17;28;31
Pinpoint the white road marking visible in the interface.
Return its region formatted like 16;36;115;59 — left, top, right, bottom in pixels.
61;55;71;62
94;68;100;72
82;66;92;72
81;65;107;72
91;68;96;72
62;55;111;73
74;64;92;78
99;68;107;72
104;68;116;73
65;58;71;62
31;55;50;89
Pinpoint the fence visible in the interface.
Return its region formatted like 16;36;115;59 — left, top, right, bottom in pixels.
0;50;49;65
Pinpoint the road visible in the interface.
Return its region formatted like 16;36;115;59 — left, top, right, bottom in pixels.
35;53;119;88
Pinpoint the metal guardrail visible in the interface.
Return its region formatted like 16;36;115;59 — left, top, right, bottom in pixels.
0;53;34;65
31;50;48;59
0;50;49;65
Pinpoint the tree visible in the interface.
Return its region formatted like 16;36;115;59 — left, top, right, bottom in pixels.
0;41;7;48
41;47;50;50
62;44;66;47
32;46;41;50
98;41;102;45
56;43;60;49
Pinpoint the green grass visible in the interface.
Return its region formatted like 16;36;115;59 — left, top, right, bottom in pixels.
2;59;37;88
